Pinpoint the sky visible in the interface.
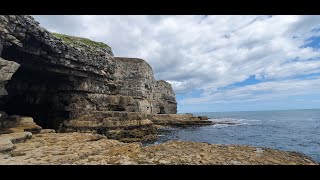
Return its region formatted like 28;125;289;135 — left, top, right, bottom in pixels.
33;15;320;113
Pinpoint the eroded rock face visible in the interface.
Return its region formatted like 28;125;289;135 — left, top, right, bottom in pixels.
0;58;20;96
0;15;117;129
0;15;177;141
114;57;177;114
0;114;42;134
0;132;317;165
1;116;42;134
0;36;3;55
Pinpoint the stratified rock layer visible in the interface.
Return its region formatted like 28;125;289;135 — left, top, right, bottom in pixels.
114;57;177;114
60;111;157;142
0;115;42;134
0;15;176;119
0;132;317;165
148;114;212;126
0;15;117;129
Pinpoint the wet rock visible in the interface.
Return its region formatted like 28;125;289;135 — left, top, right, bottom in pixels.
198;116;209;120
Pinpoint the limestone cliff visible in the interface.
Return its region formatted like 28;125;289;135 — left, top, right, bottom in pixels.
0;15;176;127
114;57;176;114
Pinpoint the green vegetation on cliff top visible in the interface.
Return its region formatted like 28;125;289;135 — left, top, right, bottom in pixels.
51;32;111;50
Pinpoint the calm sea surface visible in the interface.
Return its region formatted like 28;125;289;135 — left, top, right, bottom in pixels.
150;109;320;162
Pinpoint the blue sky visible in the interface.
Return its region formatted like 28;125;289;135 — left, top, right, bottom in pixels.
33;15;320;113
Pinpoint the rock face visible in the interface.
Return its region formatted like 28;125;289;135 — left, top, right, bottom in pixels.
0;115;42;134
114;57;177;114
0;132;317;165
0;58;20;96
0;15;177;141
60;111;157;142
0;15;116;129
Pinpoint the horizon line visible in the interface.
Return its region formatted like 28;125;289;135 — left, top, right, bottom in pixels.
178;108;320;114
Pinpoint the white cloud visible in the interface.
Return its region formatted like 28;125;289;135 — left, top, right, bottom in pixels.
33;15;320;105
181;77;320;104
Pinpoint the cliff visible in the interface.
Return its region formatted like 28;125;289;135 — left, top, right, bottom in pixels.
0;15;181;141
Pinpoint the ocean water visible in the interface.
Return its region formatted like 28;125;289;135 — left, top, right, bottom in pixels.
152;109;320;162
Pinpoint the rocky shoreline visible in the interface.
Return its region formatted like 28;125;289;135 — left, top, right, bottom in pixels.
0;114;318;165
0;131;317;165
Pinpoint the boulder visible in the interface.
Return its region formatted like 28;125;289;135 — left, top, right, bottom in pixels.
0;132;32;152
0;58;20;96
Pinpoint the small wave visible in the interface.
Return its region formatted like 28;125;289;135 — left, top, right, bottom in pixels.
211;124;233;128
207;118;261;128
235;118;261;122
209;118;261;122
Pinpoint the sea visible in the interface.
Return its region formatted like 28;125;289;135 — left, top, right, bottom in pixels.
150;109;320;163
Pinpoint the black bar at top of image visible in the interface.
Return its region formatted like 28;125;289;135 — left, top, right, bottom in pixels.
1;0;320;15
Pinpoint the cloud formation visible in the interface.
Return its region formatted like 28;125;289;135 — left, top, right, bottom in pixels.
33;15;320;111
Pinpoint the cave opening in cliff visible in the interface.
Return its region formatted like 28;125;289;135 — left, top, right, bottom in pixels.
158;106;165;114
0;45;71;130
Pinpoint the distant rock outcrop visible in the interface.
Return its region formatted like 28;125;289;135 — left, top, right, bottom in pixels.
148;114;212;126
